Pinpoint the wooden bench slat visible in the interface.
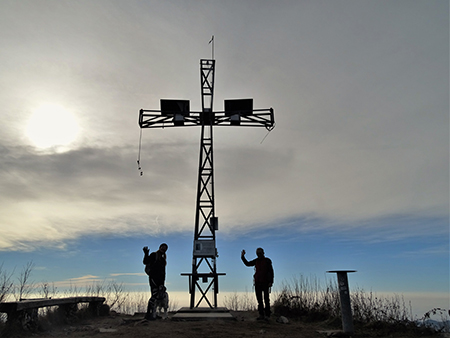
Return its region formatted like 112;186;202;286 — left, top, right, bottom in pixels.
0;297;105;312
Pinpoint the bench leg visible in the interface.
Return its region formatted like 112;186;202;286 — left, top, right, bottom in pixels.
1;309;38;336
21;308;39;331
2;311;19;337
58;303;78;322
88;301;109;316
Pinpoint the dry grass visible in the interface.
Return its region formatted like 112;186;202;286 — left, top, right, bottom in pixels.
271;275;449;334
222;289;257;311
1;263;448;336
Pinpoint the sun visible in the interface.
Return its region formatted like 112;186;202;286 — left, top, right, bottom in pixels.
26;103;80;151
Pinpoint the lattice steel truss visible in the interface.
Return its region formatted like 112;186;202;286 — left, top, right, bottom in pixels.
138;59;274;308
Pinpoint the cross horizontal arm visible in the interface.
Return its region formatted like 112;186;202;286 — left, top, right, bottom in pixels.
139;109;201;128
139;108;274;130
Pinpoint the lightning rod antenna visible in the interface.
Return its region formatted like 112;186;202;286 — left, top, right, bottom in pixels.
209;35;214;59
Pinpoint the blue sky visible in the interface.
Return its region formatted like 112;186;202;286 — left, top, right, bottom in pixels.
0;0;448;317
1;217;448;316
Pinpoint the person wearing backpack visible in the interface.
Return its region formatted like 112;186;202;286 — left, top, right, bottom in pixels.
241;247;274;320
143;243;168;320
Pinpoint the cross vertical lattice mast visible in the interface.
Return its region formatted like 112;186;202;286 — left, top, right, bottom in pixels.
189;59;222;308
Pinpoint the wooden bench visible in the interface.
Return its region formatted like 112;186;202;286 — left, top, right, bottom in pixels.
0;296;106;332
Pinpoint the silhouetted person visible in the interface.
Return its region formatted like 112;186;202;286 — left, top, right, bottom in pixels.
143;243;168;320
241;247;274;320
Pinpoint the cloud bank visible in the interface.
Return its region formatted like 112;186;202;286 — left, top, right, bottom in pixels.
0;1;447;251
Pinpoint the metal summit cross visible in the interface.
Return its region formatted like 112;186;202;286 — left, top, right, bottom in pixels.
138;58;275;309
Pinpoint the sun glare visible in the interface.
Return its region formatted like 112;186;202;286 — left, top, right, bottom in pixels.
26;103;80;151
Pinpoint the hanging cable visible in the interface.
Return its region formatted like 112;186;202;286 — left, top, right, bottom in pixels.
137;128;144;176
260;122;275;144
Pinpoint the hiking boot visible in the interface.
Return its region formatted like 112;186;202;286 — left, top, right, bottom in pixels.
144;314;156;321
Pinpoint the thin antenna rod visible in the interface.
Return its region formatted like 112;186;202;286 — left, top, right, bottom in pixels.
209;35;214;59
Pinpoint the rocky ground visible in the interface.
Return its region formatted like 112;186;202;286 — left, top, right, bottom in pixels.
4;310;448;338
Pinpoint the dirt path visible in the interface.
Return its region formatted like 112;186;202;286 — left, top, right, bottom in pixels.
28;311;331;338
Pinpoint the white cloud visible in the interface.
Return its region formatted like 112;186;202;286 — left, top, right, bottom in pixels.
110;273;146;277
53;275;103;288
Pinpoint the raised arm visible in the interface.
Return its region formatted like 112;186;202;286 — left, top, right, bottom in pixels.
143;246;150;264
241;249;254;267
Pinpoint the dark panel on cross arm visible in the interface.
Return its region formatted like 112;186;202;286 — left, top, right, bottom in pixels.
161;99;190;126
160;99;190;116
224;98;253;116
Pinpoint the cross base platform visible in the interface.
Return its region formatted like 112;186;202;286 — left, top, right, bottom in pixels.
172;307;235;321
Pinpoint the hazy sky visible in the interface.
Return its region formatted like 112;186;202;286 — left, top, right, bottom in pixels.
0;0;448;314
